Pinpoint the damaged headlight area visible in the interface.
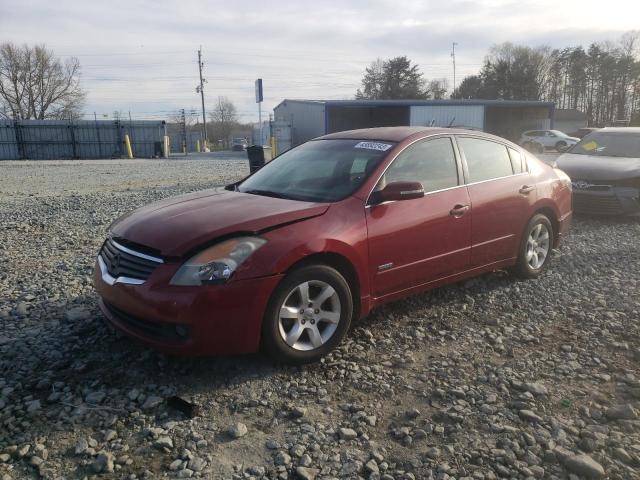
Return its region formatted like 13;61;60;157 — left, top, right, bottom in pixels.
170;237;266;286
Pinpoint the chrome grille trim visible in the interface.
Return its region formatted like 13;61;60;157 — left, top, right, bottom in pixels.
98;237;163;284
98;255;145;286
111;239;164;264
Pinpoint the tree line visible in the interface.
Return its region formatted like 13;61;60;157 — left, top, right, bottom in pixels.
356;32;640;127
4;35;639;129
452;33;640;126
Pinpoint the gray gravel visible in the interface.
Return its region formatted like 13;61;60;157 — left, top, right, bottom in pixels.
1;157;640;479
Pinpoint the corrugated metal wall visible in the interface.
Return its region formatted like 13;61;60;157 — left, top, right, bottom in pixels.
410;105;485;129
0;120;165;160
167;130;202;153
327;106;409;133
274;101;325;146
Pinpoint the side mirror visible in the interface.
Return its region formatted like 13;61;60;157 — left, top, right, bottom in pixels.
374;181;425;204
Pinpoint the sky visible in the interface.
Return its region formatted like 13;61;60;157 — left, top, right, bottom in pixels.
1;0;639;123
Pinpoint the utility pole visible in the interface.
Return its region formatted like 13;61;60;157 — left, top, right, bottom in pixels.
451;42;458;96
180;108;187;155
196;47;208;147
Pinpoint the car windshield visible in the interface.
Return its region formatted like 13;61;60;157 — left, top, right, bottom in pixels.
568;132;640;158
550;130;568;137
237;139;395;202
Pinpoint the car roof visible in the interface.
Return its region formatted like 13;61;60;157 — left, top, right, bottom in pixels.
315;126;512;144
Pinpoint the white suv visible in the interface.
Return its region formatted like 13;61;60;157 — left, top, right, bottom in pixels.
520;130;580;152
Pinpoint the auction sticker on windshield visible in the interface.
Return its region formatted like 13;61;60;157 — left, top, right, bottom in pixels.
354;141;393;151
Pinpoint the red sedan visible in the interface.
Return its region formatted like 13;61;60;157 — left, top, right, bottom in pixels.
94;127;572;363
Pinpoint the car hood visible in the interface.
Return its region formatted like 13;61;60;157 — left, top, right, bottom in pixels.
110;188;330;257
556;153;640;181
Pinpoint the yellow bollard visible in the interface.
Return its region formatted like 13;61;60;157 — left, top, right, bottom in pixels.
163;135;170;158
124;134;133;159
271;136;277;158
196;140;201;153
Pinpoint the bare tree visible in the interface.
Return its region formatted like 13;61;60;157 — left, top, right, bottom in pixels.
0;43;85;120
427;78;449;99
167;109;198;127
208;96;238;147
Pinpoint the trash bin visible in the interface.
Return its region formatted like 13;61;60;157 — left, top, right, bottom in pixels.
154;141;163;158
246;145;265;174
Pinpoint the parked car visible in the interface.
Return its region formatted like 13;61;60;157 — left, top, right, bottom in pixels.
569;127;600;139
520;130;580;152
94;127;572;363
556;127;640;216
231;138;248;151
521;138;545;154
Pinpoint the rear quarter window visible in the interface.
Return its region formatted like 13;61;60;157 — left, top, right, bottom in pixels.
508;147;525;174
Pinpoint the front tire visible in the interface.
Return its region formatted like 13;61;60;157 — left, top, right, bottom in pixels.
262;265;353;364
555;141;567;152
513;214;553;279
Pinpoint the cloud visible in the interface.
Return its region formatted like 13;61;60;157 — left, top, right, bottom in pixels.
0;0;637;120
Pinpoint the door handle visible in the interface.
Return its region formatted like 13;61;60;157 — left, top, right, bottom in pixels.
450;204;470;217
519;185;535;194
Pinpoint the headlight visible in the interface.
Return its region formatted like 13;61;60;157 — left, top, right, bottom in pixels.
170;236;266;286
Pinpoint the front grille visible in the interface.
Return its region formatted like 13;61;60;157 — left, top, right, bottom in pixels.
571;180;612;192
573;193;624;215
104;301;190;344
99;237;162;281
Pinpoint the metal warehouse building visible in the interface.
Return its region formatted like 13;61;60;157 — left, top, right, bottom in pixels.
274;99;555;147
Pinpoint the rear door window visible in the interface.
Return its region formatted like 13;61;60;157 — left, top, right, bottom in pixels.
457;137;514;183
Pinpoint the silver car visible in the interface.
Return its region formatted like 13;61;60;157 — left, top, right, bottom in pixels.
520;129;580;152
557;128;640;216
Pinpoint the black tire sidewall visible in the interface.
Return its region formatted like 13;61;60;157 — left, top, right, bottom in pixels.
515;214;553;279
556;141;567;151
262;265;353;364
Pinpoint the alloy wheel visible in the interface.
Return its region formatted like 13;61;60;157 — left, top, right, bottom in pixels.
526;223;550;269
278;280;341;351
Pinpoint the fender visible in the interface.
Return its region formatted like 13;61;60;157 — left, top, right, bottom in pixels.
234;198;373;316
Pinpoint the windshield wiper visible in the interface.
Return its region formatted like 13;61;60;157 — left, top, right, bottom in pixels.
242;189;294;200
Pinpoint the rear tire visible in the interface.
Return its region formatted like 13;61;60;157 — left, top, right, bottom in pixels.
513;214;553;279
262;265;353;364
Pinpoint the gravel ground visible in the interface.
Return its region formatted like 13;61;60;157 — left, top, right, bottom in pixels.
1;158;639;480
